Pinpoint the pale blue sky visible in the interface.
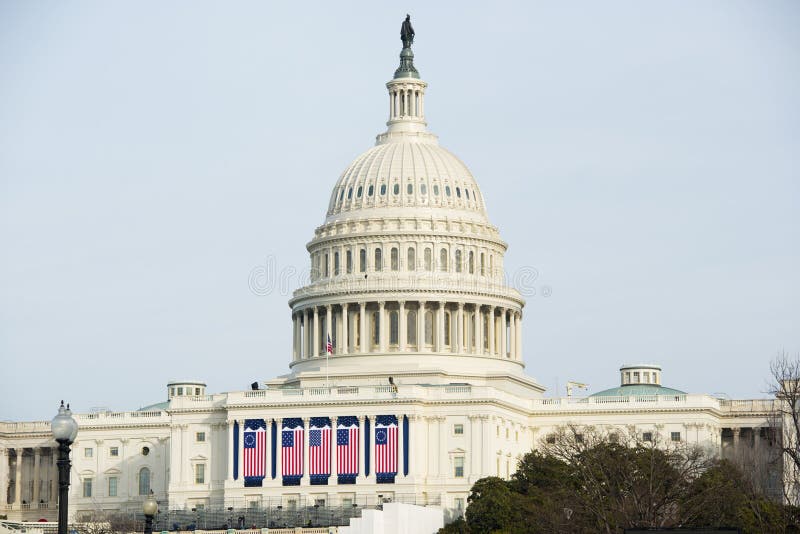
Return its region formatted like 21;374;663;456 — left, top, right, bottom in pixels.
1;1;798;421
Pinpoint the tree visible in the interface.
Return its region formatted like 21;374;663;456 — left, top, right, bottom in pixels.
464;477;514;534
769;351;800;503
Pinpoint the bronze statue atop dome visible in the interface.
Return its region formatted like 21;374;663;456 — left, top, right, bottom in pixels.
401;14;415;49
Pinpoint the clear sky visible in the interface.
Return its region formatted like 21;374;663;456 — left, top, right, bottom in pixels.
1;1;798;421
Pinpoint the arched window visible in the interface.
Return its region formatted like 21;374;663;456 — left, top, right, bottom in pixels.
483;314;490;350
324;253;329;278
389;311;399;346
424;311;434;345
465;189;470;200
357;186;363;198
374;248;382;271
346;250;352;274
440;249;448;272
445;186;451;197
455;250;463;273
468;251;474;274
371;312;380;348
354;312;361;349
489;255;493;275
407;310;417;346
433;184;440;196
380;184;387;195
421;184;427;195
359;249;366;272
393;183;400;195
407;247;415;271
424;248;432;271
444;311;451;346
334;251;340;275
368;185;374;196
348;188;353;199
391;247;399;271
138;467;150;496
456;187;461;198
480;252;485;276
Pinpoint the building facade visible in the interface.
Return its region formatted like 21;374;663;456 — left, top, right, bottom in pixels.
0;29;781;524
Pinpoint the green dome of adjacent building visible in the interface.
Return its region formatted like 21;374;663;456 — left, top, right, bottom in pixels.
589;364;685;397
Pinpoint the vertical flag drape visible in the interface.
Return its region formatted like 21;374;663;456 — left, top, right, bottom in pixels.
375;415;398;483
271;419;277;479
243;418;266;487
281;418;304;485
233;420;239;481
309;417;331;485
336;416;359;484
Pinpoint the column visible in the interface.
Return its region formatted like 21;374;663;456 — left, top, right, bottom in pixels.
325;305;333;354
480;416;489;475
500;308;507;358
313;307;320;358
32;448;41;504
438;418;448;478
427;418;438;479
341;304;349;355
412;415;427;479
473;305;481;355
226;421;235;482
437;302;445;353
14;448;22;506
360;302;368;354
488;307;495;356
456;303;464;354
302;418;310;484
378;301;387;353
304;309;311;359
509;311;516;359
515;312;522;361
417;301;425;351
399;301;406;352
292;314;298;361
469;416;480;480
396;414;405;479
0;450;8;509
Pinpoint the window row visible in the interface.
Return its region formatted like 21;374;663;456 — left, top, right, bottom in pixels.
312;246;497;278
81;467;153;498
336;181;479;204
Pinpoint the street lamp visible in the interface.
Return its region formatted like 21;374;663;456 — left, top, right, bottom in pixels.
51;400;78;534
143;490;158;534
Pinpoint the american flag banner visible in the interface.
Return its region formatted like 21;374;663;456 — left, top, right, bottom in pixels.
281;418;304;485
243;419;266;487
375;415;398;483
326;333;333;355
309;417;331;485
336;416;359;484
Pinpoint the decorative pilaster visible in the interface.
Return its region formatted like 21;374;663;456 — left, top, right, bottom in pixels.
437;302;445;352
488;306;496;356
473;305;481;355
500;308;507;358
313;307;320;358
325;304;333;353
398;301;406;351
378;301;387;353
341;304;349;355
509;311;516;359
456;303;464;354
417;301;426;351
360;302;368;354
32;447;41;504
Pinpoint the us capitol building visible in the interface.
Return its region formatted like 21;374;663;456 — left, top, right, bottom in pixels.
0;21;780;525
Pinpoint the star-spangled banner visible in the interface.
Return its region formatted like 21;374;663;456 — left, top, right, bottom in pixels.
243;418;266;487
309;417;331;485
337;416;359;484
281;418;304;485
375;415;398;484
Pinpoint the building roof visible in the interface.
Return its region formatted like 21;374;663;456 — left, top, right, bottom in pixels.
137;401;169;412
590;384;686;397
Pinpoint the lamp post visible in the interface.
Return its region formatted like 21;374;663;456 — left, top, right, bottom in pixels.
51;400;78;534
143;490;158;534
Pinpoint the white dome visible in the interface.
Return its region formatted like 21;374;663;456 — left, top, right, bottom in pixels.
326;140;489;224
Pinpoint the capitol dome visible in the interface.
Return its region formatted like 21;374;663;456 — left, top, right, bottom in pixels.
282;36;541;394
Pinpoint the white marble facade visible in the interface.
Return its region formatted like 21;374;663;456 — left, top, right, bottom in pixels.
0;36;780;522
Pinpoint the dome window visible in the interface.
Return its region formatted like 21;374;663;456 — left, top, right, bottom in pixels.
348;188;353;199
456;187;461;198
433;184;440;196
407;183;413;194
339;189;345;201
368;185;374;196
421;184;427;195
357;186;363;198
465;189;470;200
380;184;387;195
393;184;400;195
445;186;451;197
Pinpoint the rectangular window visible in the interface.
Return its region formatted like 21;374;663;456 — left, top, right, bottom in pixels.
454;456;464;478
108;477;118;497
633;372;640;383
83;478;92;498
391;247;399;271
109;447;119;457
342;498;353;508
195;464;205;484
453;424;464;435
642;432;653;442
644;372;650;383
196;432;206;442
178;387;184;395
346;250;353;273
455;497;465;511
195;387;200;395
671;432;681;442
314;498;326;507
84;448;93;458
359;249;366;272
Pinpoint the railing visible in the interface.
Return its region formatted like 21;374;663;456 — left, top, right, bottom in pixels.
719;399;778;413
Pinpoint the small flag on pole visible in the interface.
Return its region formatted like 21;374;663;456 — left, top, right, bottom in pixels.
326;333;333;355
